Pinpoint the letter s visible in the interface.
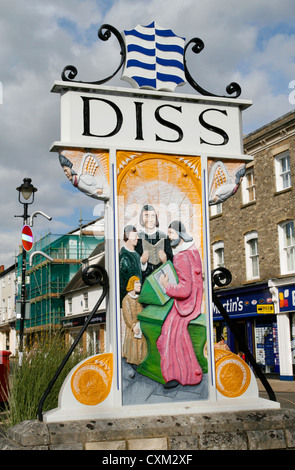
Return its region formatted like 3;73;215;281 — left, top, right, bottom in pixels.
199;108;229;146
155;104;183;143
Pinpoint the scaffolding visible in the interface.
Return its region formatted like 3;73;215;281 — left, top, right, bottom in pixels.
16;232;103;335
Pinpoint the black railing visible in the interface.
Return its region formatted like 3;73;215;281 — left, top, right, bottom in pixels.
211;267;276;402
37;264;109;421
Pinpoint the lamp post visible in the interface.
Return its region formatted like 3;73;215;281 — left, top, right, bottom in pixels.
15;178;37;353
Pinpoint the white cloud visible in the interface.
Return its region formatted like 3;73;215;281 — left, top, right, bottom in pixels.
0;0;295;267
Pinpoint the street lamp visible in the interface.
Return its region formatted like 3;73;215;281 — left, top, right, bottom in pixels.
16;178;37;218
15;178;37;353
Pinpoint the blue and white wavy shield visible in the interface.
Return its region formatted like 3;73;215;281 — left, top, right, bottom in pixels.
122;21;186;92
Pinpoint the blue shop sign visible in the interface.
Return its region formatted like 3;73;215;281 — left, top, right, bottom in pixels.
278;285;295;312
213;285;274;320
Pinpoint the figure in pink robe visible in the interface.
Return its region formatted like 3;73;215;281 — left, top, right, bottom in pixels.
157;221;203;388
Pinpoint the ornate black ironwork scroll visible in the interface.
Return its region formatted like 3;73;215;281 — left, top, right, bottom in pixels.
183;38;242;98
61;24;126;85
37;265;109;422
211;267;276;402
61;22;242;98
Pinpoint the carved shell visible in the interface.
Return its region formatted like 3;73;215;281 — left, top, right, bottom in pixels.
214;349;251;398
71;353;113;406
214;347;231;362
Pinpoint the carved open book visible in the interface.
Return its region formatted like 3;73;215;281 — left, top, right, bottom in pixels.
138;261;178;306
142;238;165;265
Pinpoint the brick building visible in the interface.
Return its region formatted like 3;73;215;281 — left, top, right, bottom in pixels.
210;110;295;380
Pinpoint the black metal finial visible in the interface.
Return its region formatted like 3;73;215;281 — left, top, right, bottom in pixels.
183;38;242;98
61;24;126;85
211;266;232;287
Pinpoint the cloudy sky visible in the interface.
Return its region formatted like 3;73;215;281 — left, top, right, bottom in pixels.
0;0;295;268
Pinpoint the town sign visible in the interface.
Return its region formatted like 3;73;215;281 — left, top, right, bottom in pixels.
43;22;279;422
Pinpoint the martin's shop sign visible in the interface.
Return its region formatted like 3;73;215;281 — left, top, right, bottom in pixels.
213;285;275;320
43;22;279;423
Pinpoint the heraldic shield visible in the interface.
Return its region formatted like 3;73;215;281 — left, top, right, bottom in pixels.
122;21;186;92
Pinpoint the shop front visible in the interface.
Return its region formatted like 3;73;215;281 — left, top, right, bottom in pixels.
213;283;280;375
62;311;106;356
278;285;295;367
268;278;295;380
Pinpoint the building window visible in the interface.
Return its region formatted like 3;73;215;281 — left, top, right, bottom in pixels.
87;325;103;354
278;220;295;274
245;231;259;280
242;168;255;204
210;203;222;217
69;330;83;354
8;296;11;319
2;300;5;322
213;241;225;269
83;292;89;310
68;298;72;314
275;151;291;192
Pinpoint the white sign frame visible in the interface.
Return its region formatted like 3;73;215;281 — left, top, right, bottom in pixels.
44;83;279;422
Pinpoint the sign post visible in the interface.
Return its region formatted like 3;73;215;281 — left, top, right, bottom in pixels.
21;225;33;252
44;22;279;422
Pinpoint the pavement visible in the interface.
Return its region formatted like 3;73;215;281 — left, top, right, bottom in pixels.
257;377;295;409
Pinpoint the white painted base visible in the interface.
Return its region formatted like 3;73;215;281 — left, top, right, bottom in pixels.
43;353;279;423
43;396;279;423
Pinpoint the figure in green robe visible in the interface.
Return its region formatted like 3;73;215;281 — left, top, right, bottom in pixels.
119;225;143;305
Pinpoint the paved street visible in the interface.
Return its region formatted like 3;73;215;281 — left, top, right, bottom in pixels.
258;378;295;409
